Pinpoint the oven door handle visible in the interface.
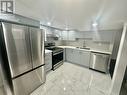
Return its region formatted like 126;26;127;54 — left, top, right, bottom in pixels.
53;51;63;56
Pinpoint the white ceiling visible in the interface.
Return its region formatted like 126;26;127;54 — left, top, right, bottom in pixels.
15;0;127;31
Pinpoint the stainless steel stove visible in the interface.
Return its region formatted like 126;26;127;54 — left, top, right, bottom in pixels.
45;42;64;70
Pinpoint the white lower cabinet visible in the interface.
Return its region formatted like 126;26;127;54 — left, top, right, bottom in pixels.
45;52;52;73
66;48;74;62
78;50;90;67
65;48;90;68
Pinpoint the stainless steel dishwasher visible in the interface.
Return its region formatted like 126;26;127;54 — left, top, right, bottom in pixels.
90;52;110;73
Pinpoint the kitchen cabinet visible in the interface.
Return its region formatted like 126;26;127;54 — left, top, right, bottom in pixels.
61;31;68;40
65;48;90;68
66;48;73;62
78;50;90;67
45;51;52;73
68;31;75;40
75;32;92;39
61;31;75;41
92;31;115;42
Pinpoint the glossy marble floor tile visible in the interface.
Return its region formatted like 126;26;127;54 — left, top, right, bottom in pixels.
31;62;112;95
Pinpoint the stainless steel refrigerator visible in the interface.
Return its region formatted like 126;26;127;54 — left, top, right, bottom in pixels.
0;22;45;95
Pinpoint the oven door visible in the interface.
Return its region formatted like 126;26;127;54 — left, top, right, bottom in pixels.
52;51;63;67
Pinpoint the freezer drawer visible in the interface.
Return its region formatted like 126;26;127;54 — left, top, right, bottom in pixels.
90;52;110;73
2;22;32;78
12;66;45;95
29;27;44;68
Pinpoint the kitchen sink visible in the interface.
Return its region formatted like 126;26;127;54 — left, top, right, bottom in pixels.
76;47;90;50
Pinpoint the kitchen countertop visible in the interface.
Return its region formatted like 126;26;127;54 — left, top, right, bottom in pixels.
57;46;112;55
45;49;52;53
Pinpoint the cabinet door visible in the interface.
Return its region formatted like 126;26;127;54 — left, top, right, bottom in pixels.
61;31;68;40
67;49;81;65
72;49;80;64
66;48;74;62
93;31;115;42
66;49;90;68
66;48;71;62
68;31;75;41
80;50;90;67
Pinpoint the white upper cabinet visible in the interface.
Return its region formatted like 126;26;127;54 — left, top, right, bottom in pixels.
61;31;76;41
68;31;75;41
54;30;116;42
61;31;68;40
75;32;92;39
92;31;116;42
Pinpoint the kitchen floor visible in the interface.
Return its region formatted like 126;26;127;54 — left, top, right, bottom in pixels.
31;62;111;95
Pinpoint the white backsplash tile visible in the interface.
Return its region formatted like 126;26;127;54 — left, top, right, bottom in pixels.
62;39;113;52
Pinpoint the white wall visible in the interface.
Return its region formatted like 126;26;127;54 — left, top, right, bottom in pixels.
109;24;127;95
111;30;122;59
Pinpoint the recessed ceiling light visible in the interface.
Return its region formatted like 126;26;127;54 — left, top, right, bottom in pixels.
47;22;51;26
63;87;66;91
92;22;98;27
